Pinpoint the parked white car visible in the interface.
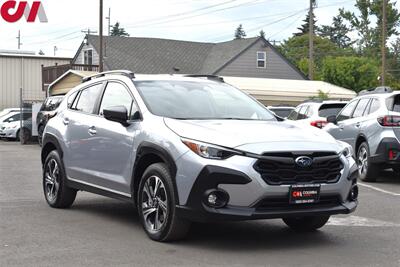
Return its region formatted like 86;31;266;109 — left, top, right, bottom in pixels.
0;115;32;140
287;101;348;128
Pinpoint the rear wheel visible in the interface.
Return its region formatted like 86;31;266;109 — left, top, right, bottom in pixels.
283;216;330;232
393;167;400;176
137;163;191;242
43;150;77;208
357;142;378;182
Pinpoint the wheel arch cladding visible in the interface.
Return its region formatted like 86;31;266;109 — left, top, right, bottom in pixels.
41;134;63;165
132;142;178;203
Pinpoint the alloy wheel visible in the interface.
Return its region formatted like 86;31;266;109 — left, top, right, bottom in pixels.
358;146;368;176
141;175;168;232
44;159;60;202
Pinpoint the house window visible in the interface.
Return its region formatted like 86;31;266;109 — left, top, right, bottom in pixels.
83;49;93;65
257;51;266;68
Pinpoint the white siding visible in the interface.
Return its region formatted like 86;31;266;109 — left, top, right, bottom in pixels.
0;56;70;110
74;43;100;65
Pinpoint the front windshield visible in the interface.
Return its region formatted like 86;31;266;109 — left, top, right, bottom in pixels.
134;80;276;121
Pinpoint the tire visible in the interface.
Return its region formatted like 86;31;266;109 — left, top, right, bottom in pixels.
43;150;77;208
283;216;330;232
38;125;44;147
357;142;378;182
137;163;191;242
15;130;20;141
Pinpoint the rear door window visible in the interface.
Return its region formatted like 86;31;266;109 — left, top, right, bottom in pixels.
74;84;103;114
318;103;347;118
287;107;300;120
297;105;309;120
367;99;380;114
393;95;400;112
352;98;370;118
337;100;358;122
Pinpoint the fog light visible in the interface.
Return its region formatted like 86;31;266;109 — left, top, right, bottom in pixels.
204;189;229;208
208;193;218;206
349;185;359;201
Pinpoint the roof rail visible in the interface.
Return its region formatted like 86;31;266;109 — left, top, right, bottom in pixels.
82;70;135;82
358;86;393;96
184;74;224;82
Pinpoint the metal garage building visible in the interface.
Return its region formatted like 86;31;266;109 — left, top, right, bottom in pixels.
0;50;71;110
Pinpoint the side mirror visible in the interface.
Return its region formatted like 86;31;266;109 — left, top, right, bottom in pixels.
103;106;129;126
326;115;337;125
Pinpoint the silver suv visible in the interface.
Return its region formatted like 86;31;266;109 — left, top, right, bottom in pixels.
41;71;358;241
325;87;400;182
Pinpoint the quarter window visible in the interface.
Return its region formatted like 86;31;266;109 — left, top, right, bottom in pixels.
74;84;103;114
337;100;358;122
99;82;137;119
257;51;266;68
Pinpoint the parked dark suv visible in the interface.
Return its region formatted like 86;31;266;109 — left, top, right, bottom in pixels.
37;96;64;146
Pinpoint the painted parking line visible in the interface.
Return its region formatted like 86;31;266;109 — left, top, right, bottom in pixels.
358;182;400;197
328;216;400;227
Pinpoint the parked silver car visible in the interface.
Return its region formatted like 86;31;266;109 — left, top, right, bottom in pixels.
288;100;348;128
324;87;400;182
41;71;358;241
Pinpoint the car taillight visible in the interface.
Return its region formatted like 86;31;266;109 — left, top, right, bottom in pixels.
377;115;400;127
310;120;328;128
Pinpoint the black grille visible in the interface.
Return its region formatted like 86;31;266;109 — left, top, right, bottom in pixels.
254;152;343;185
256;195;341;211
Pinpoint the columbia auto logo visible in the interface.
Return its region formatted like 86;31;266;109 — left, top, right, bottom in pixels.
0;1;47;23
295;156;313;168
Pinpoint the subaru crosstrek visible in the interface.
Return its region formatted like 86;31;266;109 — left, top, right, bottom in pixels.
41;71;358;241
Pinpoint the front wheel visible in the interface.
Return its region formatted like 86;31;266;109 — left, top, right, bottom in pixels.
137;163;191;242
283;216;330;232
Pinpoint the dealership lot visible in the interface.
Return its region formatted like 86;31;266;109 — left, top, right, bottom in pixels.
0;142;399;267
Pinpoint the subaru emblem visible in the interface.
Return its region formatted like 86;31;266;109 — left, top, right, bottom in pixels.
295;156;313;168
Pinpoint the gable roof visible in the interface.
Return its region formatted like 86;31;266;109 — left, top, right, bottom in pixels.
75;35;305;78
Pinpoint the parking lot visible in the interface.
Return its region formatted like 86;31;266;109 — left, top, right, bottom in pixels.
0;141;399;267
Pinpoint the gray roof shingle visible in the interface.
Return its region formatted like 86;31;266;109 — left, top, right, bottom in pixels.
87;35;259;74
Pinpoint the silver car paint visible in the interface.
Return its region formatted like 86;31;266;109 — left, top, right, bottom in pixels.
45;74;357;207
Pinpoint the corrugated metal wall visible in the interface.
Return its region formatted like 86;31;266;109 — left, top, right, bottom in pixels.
0;56;70;110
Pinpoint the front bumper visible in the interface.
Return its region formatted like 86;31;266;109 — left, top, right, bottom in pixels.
0;128;17;138
176;164;358;222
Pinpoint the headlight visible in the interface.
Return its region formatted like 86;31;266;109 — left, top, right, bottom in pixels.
182;139;243;160
338;142;353;158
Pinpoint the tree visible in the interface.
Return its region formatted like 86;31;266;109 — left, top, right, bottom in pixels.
321;56;380;92
259;29;265;38
110;22;130;37
234;24;246;39
279;35;347;78
341;0;400;56
319;11;354;48
294;0;318;37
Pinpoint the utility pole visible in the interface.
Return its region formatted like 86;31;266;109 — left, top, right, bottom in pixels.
17;30;22;49
309;0;314;80
381;0;387;86
106;8;111;36
99;0;104;72
54;46;58;57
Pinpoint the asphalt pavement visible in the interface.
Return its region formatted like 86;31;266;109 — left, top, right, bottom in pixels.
1;141;400;267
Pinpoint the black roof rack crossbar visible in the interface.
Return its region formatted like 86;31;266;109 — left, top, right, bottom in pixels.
82;70;135;82
184;74;224;82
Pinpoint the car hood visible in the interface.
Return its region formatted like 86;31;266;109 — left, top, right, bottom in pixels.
164;118;342;154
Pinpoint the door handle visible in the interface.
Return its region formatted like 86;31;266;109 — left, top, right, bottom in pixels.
63;117;69;125
88;126;97;136
355;122;361;128
339;125;344;130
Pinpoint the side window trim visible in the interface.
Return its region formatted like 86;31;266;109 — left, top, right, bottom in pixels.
352;98;370;118
337;99;359;122
363;98;372;116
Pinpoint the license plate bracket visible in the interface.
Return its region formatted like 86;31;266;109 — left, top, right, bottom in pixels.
289;184;321;204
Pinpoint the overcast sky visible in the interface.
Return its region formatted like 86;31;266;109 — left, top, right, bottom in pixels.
0;0;384;58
